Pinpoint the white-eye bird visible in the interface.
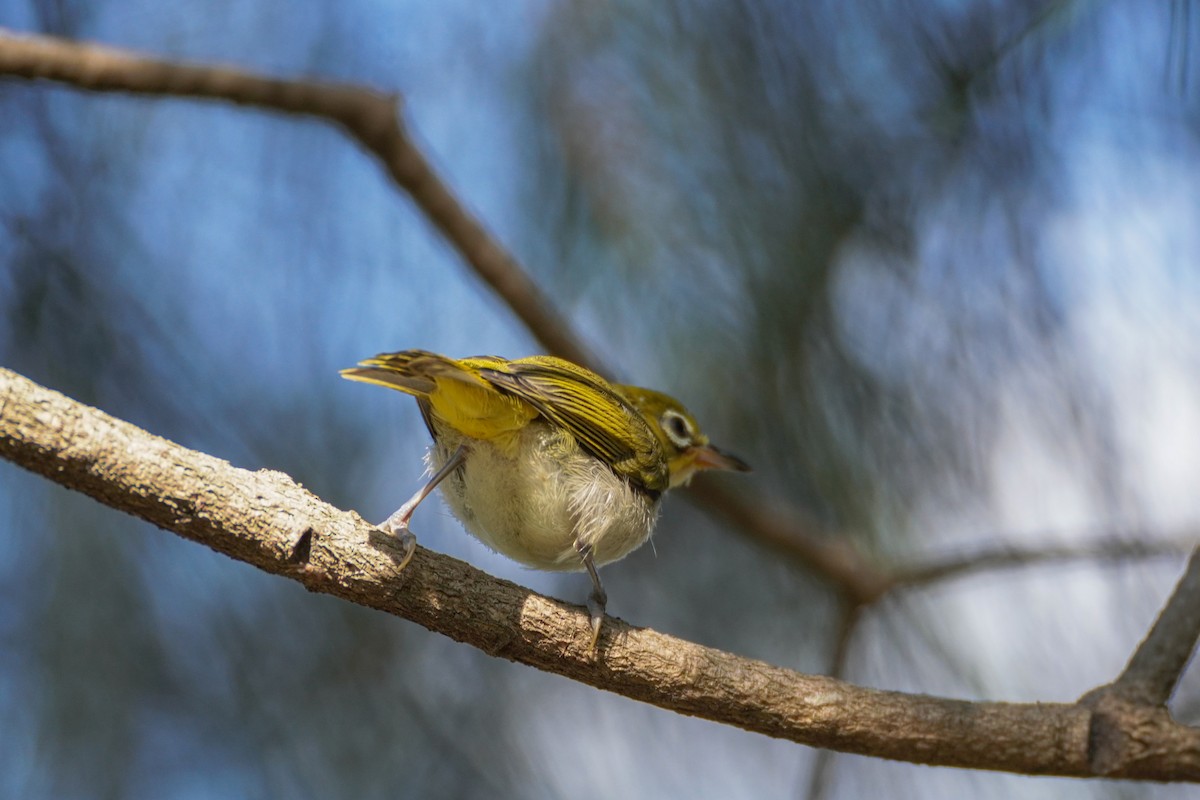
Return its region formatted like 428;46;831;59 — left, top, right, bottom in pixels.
341;350;750;645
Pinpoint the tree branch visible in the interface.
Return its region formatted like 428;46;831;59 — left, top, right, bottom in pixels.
692;480;891;604
0;27;596;370
892;537;1194;590
1094;548;1200;709
2;367;1199;779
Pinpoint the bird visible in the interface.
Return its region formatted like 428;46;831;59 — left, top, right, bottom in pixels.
341;349;750;646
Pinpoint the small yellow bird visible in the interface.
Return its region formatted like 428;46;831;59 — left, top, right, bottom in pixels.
341;350;750;645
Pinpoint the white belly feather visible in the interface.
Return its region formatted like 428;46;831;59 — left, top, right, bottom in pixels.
427;422;660;571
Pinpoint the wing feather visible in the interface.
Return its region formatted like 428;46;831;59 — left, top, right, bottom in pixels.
474;356;668;492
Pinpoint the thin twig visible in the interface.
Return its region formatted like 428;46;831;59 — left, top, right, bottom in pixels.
803;602;863;800
893;536;1194;589
1113;547;1200;706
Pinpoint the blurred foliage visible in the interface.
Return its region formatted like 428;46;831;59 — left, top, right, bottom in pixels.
1;0;1198;798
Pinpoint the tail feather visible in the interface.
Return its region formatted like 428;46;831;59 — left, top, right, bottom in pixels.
341;350;537;444
339;366;436;395
340;349;492;396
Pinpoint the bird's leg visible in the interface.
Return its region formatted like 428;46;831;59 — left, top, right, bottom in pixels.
575;540;608;649
380;444;467;570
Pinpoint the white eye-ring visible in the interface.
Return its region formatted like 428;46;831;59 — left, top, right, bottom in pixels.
660;410;693;447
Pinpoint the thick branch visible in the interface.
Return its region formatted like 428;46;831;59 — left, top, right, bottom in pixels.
0;27;595;369
2;368;1199;779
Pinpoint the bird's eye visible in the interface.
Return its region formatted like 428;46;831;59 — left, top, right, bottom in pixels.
660;410;693;447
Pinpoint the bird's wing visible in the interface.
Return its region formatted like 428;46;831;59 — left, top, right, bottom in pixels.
472;355;668;492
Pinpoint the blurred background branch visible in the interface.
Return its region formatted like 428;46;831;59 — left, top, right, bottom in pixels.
0;27;598;368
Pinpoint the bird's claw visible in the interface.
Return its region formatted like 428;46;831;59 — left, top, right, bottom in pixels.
381;516;417;571
586;587;607;651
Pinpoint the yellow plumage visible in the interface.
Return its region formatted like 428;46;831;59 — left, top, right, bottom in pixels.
341;349;750;646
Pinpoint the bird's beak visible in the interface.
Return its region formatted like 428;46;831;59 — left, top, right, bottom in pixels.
690;443;752;473
668;443;751;488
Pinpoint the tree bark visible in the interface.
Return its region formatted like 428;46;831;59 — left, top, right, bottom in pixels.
2;367;1198;780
